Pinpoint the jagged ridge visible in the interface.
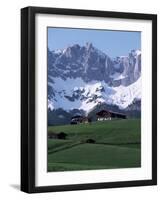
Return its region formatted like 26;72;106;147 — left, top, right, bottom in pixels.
48;43;141;113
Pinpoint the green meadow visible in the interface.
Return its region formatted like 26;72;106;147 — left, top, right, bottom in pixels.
48;119;141;172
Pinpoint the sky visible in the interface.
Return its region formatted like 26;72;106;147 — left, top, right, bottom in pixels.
48;27;141;58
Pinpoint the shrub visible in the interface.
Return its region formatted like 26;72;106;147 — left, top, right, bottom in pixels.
86;139;96;144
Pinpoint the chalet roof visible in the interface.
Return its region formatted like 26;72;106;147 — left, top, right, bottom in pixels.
71;115;83;119
96;109;126;117
109;110;126;116
96;110;110;115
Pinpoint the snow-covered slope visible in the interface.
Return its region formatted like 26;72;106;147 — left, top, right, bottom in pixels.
48;76;141;113
48;43;141;113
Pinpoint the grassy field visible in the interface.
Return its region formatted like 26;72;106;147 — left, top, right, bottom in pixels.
48;119;141;172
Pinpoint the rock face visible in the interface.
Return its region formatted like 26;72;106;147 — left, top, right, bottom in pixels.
112;50;141;86
48;43;141;86
47;43;141;120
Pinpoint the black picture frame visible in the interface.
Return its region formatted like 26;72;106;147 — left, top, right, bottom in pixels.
21;6;157;193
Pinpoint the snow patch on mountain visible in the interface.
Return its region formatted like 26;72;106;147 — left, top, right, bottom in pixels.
48;99;55;110
48;76;141;113
110;72;127;80
48;44;141;113
110;77;141;109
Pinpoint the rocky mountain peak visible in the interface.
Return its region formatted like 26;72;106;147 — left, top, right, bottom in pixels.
48;44;141;113
48;43;141;87
85;42;93;50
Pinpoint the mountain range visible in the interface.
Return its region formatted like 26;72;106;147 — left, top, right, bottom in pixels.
48;42;141;125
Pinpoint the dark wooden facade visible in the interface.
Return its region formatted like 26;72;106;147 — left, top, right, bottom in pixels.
70;115;89;124
96;110;126;121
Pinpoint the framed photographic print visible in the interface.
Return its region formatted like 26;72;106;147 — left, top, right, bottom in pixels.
21;6;157;193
